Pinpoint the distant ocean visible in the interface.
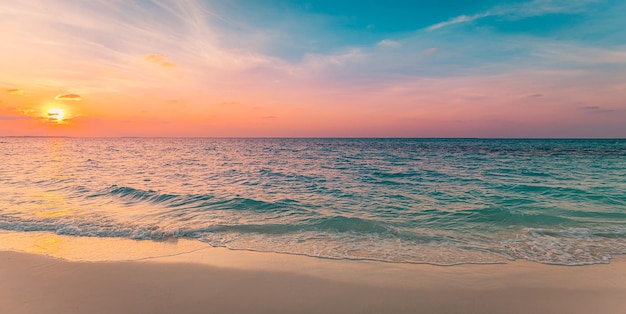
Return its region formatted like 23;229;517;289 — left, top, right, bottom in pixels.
1;138;625;265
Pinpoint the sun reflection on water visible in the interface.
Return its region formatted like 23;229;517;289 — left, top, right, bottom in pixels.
32;235;65;256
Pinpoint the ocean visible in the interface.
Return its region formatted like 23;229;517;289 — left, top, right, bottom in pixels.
1;138;625;265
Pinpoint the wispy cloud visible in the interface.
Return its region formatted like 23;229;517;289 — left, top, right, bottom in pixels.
55;93;82;101
144;54;176;67
0;115;29;121
0;104;29;121
428;13;489;31
0;0;624;137
428;0;599;31
300;48;365;71
5;88;26;96
377;39;400;48
533;43;626;65
579;105;615;114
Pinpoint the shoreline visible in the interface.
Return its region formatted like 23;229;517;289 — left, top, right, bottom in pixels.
1;232;626;313
2;251;626;314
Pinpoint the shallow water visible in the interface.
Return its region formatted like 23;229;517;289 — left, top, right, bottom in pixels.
1;138;625;265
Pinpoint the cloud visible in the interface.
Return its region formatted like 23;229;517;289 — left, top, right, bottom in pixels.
428;13;489;31
55;93;82;101
0;0;624;137
144;54;176;67
0;104;30;120
5;88;26;96
421;47;438;55
580;105;599;110
427;0;598;31
377;39;400;48
47;110;63;122
579;105;615;114
497;0;597;20
533;43;626;65
302;48;365;69
0;115;29;121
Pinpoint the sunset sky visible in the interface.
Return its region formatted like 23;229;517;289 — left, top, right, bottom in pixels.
1;0;625;137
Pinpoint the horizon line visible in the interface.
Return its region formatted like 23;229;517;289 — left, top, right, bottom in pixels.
1;136;625;140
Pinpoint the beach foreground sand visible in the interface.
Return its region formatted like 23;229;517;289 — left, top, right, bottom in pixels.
1;233;626;314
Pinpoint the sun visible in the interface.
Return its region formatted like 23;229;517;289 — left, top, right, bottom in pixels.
47;108;65;122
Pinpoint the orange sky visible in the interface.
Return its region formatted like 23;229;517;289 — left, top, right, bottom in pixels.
1;1;625;137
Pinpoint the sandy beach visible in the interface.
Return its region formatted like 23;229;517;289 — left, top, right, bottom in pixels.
3;0;625;310
1;233;625;314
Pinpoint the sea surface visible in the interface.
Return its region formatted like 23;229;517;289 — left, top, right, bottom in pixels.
1;138;625;265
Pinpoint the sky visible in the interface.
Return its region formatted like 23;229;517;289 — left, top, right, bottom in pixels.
1;0;625;137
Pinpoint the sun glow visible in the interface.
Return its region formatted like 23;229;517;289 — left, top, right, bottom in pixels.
47;108;65;122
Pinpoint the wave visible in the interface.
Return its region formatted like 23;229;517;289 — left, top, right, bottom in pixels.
206;215;397;236
503;228;626;265
455;207;575;226
2;138;626;266
2;212;626;265
86;185;301;213
4;182;626;266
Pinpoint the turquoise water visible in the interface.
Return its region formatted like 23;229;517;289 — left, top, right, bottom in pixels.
1;138;625;265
